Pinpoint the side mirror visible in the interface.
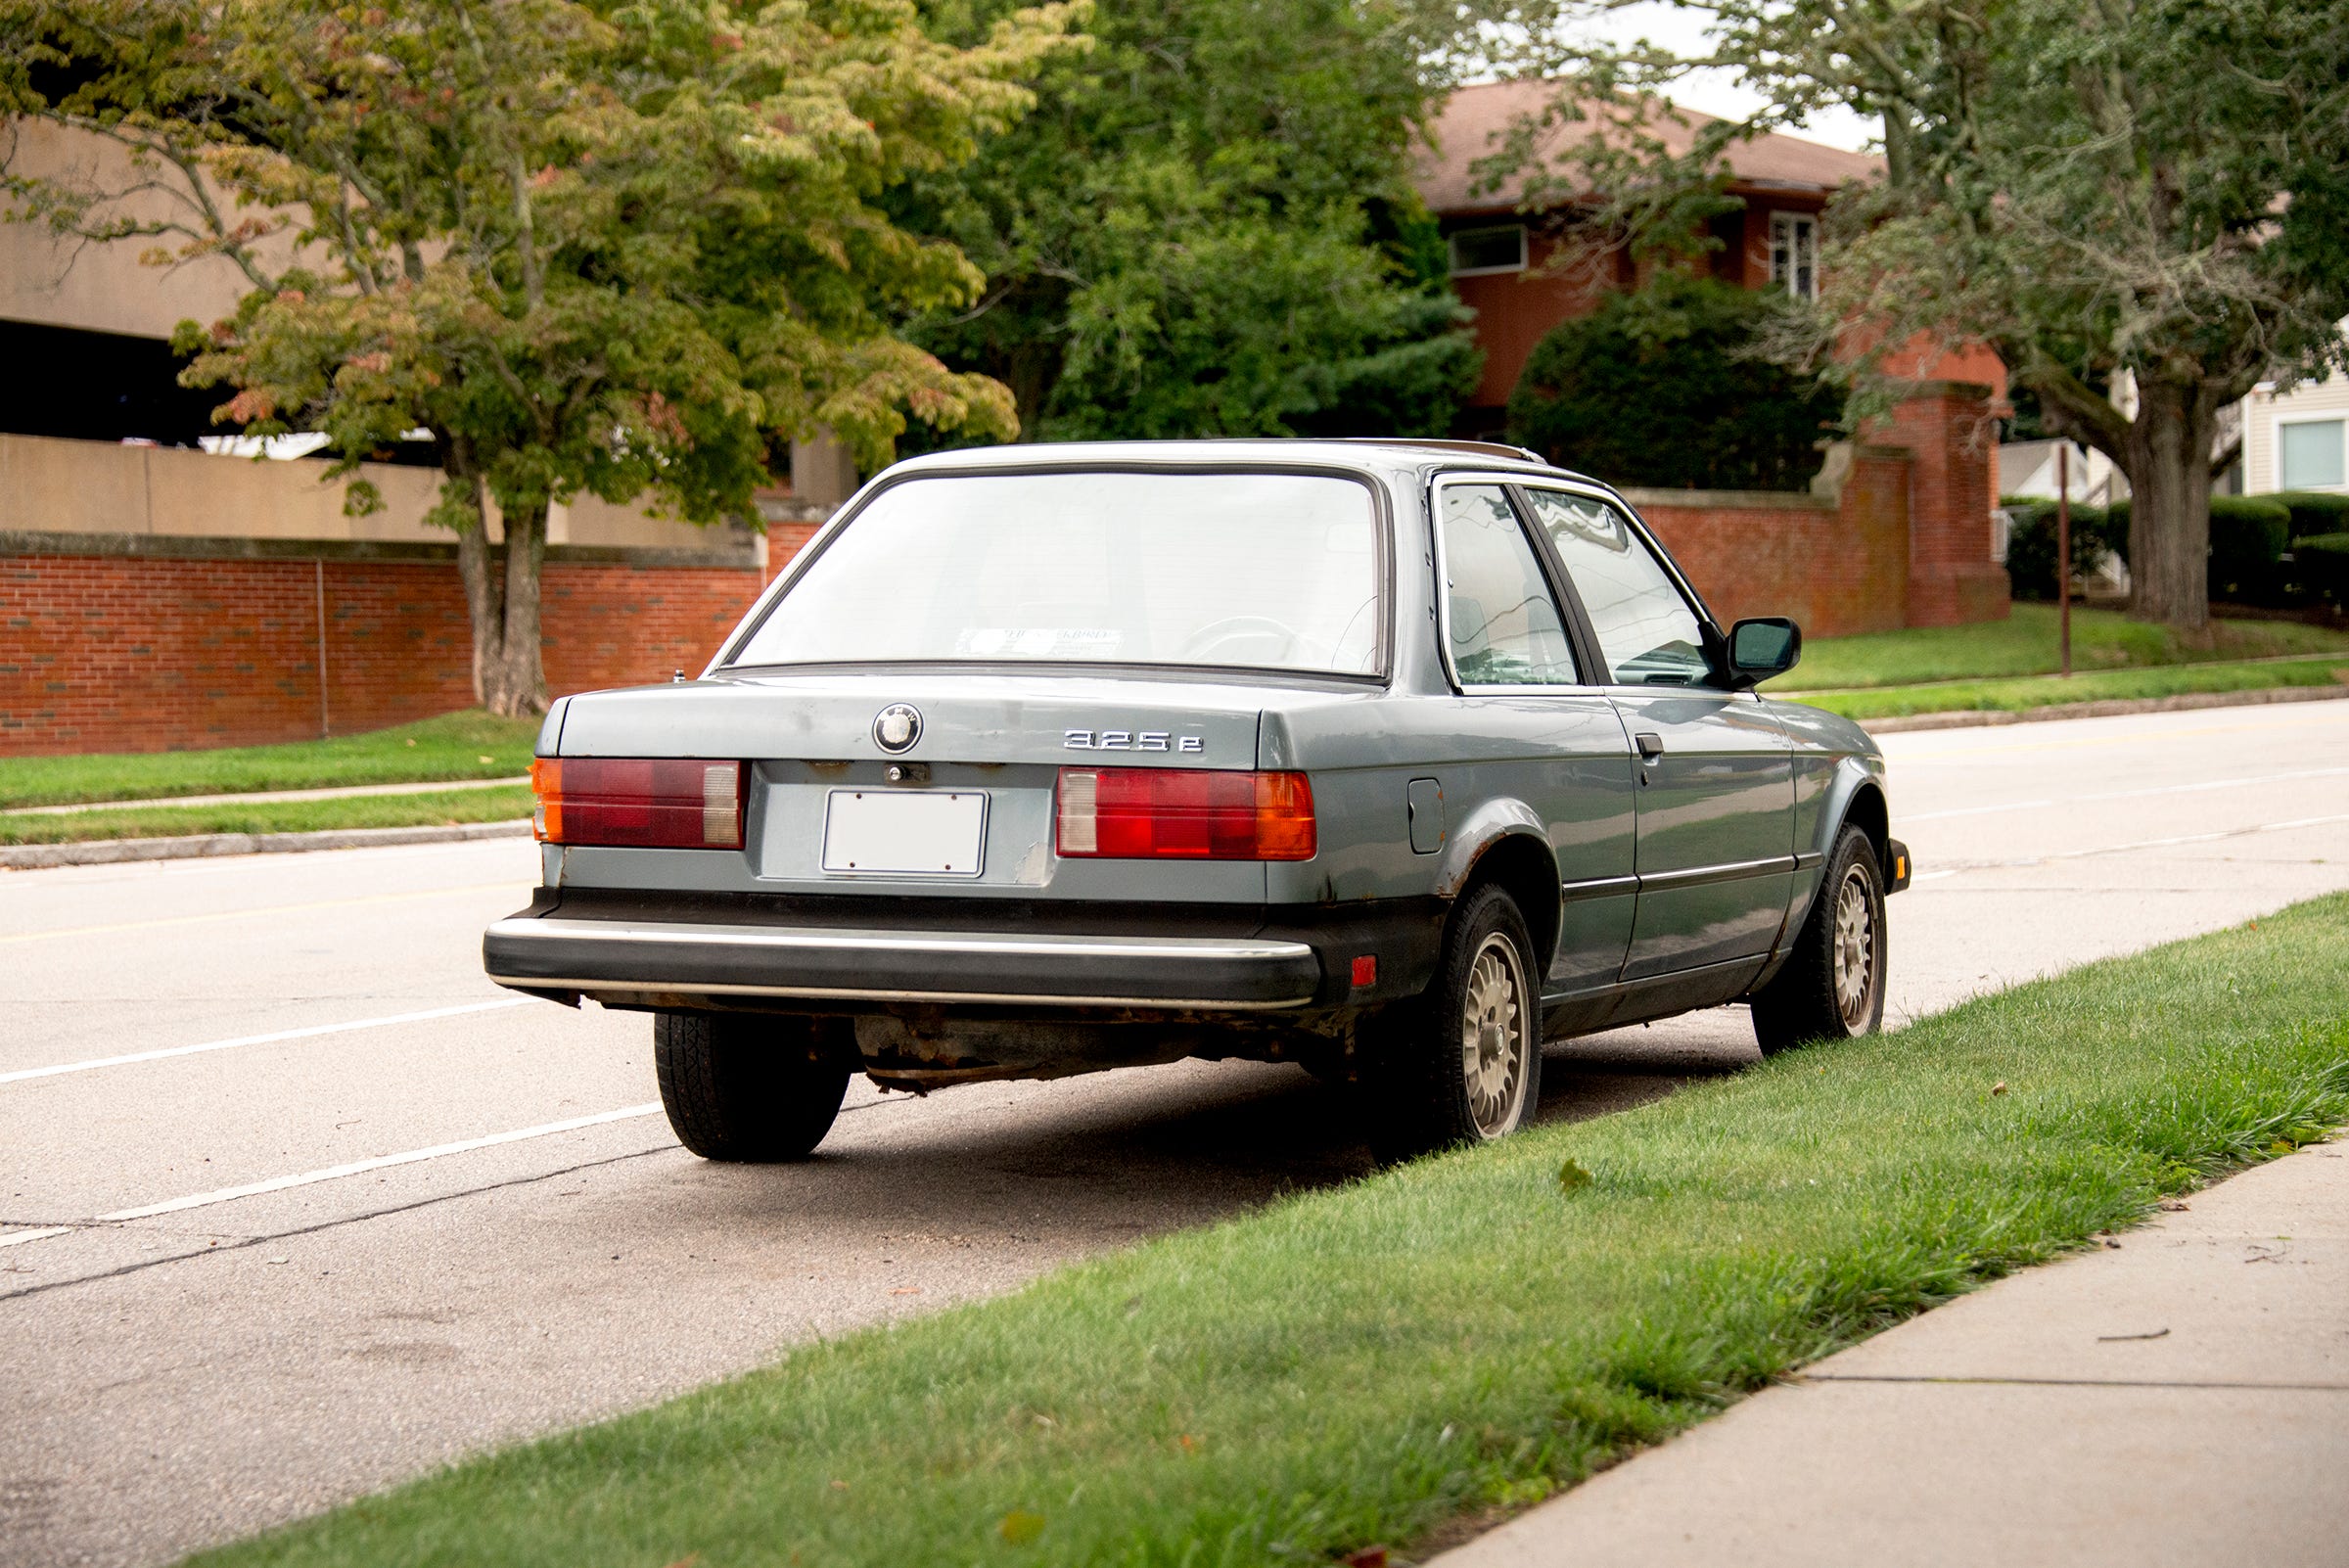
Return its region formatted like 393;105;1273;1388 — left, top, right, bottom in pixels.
1727;617;1802;687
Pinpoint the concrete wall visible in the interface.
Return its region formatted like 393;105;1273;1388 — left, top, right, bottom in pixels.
0;120;278;340
0;434;746;554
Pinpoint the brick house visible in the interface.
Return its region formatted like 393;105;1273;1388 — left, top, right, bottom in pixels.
1410;79;2010;633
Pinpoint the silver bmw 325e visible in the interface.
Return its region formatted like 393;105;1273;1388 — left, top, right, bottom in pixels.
484;438;1910;1161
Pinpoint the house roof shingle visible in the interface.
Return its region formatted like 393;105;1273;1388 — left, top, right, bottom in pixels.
1412;78;1882;218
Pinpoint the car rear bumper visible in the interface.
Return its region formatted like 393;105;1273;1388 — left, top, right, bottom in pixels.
483;915;1325;1010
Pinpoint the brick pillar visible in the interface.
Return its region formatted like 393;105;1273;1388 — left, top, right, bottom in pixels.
1889;382;2011;627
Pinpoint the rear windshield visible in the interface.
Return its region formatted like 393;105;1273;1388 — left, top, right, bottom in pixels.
728;470;1383;675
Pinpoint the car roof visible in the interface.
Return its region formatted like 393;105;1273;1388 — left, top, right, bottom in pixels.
882;438;1606;488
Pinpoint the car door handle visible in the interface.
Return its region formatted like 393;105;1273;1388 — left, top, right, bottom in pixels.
1635;732;1666;761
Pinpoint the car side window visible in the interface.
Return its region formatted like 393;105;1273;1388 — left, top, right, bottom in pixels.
1522;489;1714;687
1437;484;1581;687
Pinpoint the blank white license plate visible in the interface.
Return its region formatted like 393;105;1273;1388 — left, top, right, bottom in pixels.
820;789;988;877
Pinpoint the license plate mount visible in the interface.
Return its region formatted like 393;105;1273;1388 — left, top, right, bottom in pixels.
820;789;989;878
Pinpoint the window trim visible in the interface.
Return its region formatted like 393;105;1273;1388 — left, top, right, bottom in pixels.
1769;210;1819;301
714;462;1397;685
1511;482;1734;695
1427;474;1597;694
1447;223;1530;279
2274;409;2348;492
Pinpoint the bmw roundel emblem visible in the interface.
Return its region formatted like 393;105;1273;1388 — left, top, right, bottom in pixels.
873;703;922;754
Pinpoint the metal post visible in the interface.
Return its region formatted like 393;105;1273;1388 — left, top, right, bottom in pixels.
2055;444;2072;677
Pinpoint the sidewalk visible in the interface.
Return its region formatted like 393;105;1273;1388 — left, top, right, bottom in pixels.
1434;1140;2349;1568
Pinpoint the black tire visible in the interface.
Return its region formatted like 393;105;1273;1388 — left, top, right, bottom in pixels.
1750;824;1887;1056
653;1012;852;1161
1362;882;1544;1161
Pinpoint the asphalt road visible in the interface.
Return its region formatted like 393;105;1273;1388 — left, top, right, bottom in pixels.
6;699;2349;1568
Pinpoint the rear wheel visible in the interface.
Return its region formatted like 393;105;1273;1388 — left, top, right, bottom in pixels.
653;1012;852;1161
1750;825;1886;1055
1363;883;1543;1160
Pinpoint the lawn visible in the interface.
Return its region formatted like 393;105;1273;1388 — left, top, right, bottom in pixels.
0;785;535;847
191;896;2349;1568
0;711;538;810
1795;655;2349;722
1777;603;2349;691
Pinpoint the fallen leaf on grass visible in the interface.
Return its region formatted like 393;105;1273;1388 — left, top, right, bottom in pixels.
998;1509;1046;1545
1991;1082;2008;1096
1557;1159;1592;1193
1344;1549;1390;1568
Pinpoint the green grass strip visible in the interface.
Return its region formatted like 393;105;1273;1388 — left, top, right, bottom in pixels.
0;711;540;810
191;897;2349;1568
0;785;534;846
1774;603;2349;691
1794;655;2349;720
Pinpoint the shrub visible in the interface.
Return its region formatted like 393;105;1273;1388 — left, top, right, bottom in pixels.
2270;490;2349;542
2106;495;2291;604
2290;531;2349;606
2001;496;2122;601
1504;273;1840;491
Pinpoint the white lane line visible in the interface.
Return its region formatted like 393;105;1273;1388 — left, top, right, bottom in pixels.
1923;811;2349;875
0;1226;75;1249
2;1104;665;1246
0;999;534;1086
0;881;527;946
1888;707;2349;761
1905;765;2349;823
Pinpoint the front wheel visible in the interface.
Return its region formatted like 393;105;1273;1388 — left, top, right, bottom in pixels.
1362;883;1544;1160
1750;825;1887;1055
654;1012;852;1161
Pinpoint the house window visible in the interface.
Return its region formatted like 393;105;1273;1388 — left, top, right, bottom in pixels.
2278;417;2346;489
1770;212;1818;300
1448;225;1528;277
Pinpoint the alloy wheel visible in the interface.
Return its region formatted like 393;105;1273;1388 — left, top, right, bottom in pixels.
1831;865;1877;1029
1459;933;1533;1136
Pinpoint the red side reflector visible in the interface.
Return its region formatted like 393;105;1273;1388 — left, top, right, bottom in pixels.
1055;767;1315;861
532;758;744;849
1351;954;1377;988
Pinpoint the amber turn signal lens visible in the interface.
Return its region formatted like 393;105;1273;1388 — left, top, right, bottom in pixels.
531;758;744;849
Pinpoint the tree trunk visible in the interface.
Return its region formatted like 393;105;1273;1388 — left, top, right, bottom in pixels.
442;438;550;717
2121;379;2216;634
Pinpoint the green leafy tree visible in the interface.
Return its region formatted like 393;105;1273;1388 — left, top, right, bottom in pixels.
892;0;1483;442
1497;0;2349;632
1506;273;1839;489
1;0;1082;714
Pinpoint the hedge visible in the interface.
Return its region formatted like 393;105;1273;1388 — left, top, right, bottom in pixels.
2001;496;2123;601
2271;490;2349;541
2106;495;2292;604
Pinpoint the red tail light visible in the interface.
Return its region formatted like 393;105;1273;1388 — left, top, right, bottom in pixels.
532;759;745;849
1056;767;1315;861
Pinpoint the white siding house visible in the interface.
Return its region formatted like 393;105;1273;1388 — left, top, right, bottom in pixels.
2243;372;2349;497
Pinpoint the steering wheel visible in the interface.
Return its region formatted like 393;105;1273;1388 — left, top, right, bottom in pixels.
1176;615;1313;665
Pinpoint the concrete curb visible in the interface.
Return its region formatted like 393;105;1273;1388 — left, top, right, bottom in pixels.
4;774;531;817
0;818;530;871
1861;682;2349;734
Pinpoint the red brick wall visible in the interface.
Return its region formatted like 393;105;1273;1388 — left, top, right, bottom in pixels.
1634;444;1916;639
0;549;793;756
1886;385;2009;627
